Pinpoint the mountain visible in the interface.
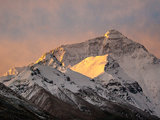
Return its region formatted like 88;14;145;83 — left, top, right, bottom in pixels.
33;29;160;115
0;29;160;120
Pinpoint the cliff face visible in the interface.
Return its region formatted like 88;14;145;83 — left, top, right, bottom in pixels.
0;83;56;120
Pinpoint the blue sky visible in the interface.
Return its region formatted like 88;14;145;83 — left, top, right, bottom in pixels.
0;0;160;74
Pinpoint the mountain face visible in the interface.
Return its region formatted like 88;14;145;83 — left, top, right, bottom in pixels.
0;29;160;120
71;54;108;78
34;29;160;113
0;83;56;120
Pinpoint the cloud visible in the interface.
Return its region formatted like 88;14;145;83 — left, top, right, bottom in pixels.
0;0;160;74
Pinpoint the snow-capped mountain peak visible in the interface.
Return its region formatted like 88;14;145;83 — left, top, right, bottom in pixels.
1;29;160;119
104;29;126;40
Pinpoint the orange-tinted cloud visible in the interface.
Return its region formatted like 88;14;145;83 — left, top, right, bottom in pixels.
0;0;160;75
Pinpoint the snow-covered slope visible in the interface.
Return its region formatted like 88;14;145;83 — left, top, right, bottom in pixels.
96;55;159;115
0;29;160;119
71;54;108;78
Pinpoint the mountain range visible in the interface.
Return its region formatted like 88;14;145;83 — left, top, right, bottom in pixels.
0;29;160;120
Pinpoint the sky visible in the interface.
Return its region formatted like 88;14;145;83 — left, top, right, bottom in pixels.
0;0;160;75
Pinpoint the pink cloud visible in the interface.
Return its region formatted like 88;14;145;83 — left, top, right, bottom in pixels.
0;0;160;74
